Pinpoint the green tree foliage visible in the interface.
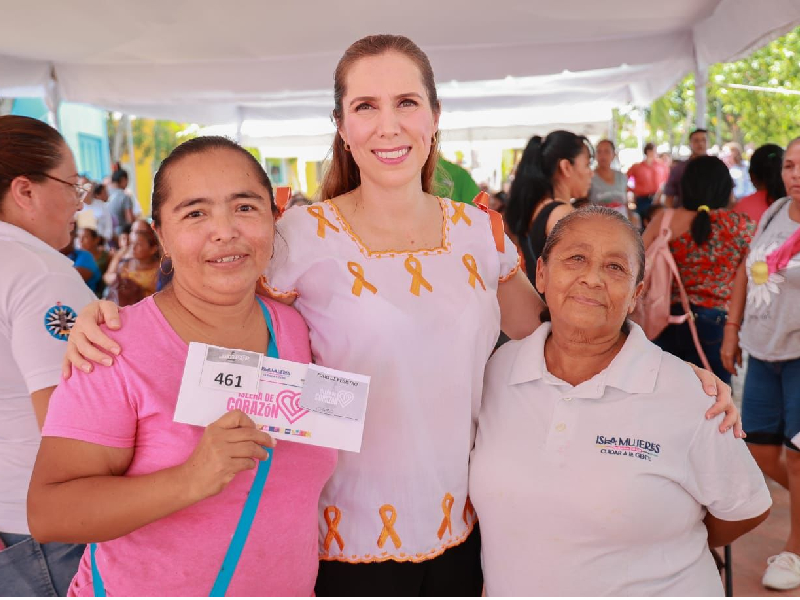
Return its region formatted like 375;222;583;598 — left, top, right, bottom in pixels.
132;119;192;167
709;28;800;147
618;27;800;150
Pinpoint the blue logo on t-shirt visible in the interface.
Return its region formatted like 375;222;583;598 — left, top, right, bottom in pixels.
44;302;78;341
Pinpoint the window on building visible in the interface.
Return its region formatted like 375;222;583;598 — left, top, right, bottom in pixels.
78;133;104;181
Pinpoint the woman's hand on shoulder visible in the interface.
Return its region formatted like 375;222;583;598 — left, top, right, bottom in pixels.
61;300;122;378
180;410;276;502
689;363;744;438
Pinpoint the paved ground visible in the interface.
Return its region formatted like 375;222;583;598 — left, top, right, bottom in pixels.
721;361;798;596
726;478;798;597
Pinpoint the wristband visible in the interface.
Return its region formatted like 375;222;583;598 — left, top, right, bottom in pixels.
724;322;741;329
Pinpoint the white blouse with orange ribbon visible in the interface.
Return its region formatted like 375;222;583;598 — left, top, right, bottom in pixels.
264;197;520;564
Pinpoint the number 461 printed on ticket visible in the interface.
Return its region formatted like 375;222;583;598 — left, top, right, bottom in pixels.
174;342;370;452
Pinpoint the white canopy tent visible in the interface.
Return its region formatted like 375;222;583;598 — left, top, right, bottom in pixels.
1;0;799;131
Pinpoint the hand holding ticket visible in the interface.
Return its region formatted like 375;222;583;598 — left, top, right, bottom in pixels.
174;343;370;452
181;410;274;501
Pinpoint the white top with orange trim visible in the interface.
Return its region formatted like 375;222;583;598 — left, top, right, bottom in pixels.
470;322;772;596
265;198;520;563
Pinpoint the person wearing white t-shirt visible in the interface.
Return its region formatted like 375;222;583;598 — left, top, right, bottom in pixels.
471;206;771;596
0;115;96;595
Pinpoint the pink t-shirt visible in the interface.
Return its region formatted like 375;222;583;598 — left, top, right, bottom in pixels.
42;296;337;596
735;189;770;224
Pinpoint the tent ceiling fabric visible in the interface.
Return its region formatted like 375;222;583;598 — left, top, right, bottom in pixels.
1;0;799;125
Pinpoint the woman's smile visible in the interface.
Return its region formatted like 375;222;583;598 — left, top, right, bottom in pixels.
373;146;411;165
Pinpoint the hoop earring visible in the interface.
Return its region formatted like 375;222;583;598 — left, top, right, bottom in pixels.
159;255;173;276
431;131;439;147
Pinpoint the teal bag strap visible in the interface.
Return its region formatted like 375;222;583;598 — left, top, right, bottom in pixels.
210;297;278;596
91;297;280;597
90;543;105;596
210;448;274;596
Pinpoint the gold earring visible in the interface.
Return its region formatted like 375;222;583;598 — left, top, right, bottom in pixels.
159;255;173;276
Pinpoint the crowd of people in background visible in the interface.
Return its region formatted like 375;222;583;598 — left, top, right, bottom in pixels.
1;31;799;598
484;128;800;592
65;169;161;305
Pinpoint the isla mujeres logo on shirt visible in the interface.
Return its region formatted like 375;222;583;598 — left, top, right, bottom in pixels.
595;435;661;462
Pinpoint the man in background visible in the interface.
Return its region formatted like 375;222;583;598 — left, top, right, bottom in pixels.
627;142;668;223
107;168;135;235
663;129;708;208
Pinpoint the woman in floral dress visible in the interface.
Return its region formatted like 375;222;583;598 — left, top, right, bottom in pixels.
643;155;754;384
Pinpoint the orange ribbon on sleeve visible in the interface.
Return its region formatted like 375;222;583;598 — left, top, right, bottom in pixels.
451;200;472;226
437;493;455;540
462;254;486;290
323;506;345;554
463;497;476;526
377;504;402;549
307;205;340;238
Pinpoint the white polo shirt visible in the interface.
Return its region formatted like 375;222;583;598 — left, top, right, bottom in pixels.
470;322;772;597
0;222;95;534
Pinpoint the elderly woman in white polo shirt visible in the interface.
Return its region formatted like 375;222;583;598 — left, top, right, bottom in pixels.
470;206;772;596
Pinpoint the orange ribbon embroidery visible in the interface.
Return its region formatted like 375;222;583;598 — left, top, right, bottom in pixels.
307;205;340;238
404;255;433;296
323;506;345;554
463;497;476;526
462;254;485;290
348;262;377;297
437;493;455;540
377;504;402;549
451;200;472;226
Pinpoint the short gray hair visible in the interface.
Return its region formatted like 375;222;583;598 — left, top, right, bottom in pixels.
540;205;645;284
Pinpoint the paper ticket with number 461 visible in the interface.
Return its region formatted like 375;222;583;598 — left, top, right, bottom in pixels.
174;342;370;452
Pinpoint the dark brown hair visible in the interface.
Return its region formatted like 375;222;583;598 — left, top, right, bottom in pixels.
0;115;66;211
151;136;274;228
319;34;441;201
597;139;616;153
680;155;733;246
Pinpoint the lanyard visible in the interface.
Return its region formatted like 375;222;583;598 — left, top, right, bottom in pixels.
92;297;279;597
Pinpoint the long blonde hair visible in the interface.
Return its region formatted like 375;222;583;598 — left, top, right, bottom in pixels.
319;35;441;201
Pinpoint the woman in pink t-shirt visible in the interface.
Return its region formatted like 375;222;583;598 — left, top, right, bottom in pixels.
735;143;786;224
27;137;336;596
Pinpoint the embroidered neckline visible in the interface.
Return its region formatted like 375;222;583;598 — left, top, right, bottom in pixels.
324;196;451;259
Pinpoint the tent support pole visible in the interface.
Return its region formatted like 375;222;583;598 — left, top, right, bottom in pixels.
45;65;62;131
125;115;137;199
235;107;245;144
634;107;646;155
694;67;708;129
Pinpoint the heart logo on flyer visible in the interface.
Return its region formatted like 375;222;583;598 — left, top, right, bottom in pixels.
337;391;355;408
277;390;309;424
